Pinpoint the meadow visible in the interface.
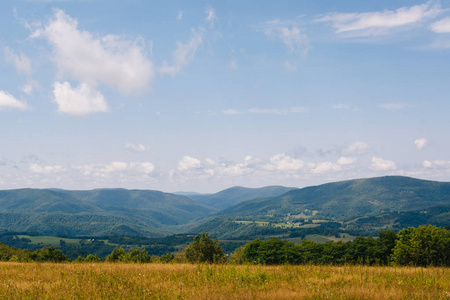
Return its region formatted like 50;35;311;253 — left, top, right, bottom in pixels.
1;262;449;299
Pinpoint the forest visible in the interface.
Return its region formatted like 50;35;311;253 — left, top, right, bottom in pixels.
1;225;449;267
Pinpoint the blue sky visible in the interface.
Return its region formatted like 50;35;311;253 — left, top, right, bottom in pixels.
1;0;450;192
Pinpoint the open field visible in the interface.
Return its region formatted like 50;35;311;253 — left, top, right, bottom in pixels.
1;262;449;299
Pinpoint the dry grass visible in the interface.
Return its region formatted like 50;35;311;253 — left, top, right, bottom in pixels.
1;262;449;299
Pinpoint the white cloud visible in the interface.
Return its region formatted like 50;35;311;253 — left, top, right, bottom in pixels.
53;81;108;116
205;7;217;27
423;160;433;168
178;156;201;171
337;156;357;165
223;109;242;115
4;47;32;75
21;80;39;95
266;154;304;171
430;17;450;32
177;11;183;21
370;156;397;171
214;160;252;176
75;161;155;176
32;9;154;94
159;28;204;76
258;20;309;56
130;162;155;174
414;138;428;150
0;90;28;110
344;142;370;155
422;159;450;168
379;103;410;111
124;143;147;152
317;1;445;36
311;161;341;174
30;163;65;174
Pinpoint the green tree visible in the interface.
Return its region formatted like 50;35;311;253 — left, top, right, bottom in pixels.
158;253;175;263
84;254;101;262
30;246;68;262
105;248;126;262
185;233;225;263
125;247;150;263
391;225;450;266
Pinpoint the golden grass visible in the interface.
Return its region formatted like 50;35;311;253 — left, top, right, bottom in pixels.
0;262;449;299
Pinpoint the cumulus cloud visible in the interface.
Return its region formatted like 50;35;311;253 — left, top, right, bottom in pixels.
415;138;428;150
30;163;65;174
344;142;370;155
52;81;108;116
258;20;309;56
311;161;341;174
75;161;155;176
177;11;183;21
159;28;204;76
4;47;32;75
316;1;445;36
423;160;434;168
0;90;28;110
124;143;147;152
422;160;450;168
208;156;256;177
430;17;450;32
266;154;304;171
32;9;154;94
370;157;397;171
337;156;357;165
178;156;202;171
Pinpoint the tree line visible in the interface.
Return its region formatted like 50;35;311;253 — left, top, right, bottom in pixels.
1;225;449;267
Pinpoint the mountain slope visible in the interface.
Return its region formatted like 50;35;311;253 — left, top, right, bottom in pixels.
188;186;297;210
0;188;215;237
218;176;450;220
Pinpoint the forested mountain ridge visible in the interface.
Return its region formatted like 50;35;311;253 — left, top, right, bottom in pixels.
0;176;449;238
0;188;215;237
218;176;450;220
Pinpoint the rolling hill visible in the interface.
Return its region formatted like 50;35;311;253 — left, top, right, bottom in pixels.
1;176;449;239
0;188;215;237
217;176;450;220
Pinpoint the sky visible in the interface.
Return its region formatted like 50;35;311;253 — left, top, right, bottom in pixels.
1;0;450;193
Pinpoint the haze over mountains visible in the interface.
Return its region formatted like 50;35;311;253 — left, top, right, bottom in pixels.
0;176;449;238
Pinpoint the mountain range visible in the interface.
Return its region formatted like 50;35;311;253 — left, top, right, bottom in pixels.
0;176;449;238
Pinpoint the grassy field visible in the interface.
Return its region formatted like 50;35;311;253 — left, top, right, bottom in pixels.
16;235;118;247
1;262;449;299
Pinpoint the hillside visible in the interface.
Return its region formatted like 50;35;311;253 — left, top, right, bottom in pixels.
187;186;297;209
218;176;450;220
1;176;449;239
0;188;215;237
